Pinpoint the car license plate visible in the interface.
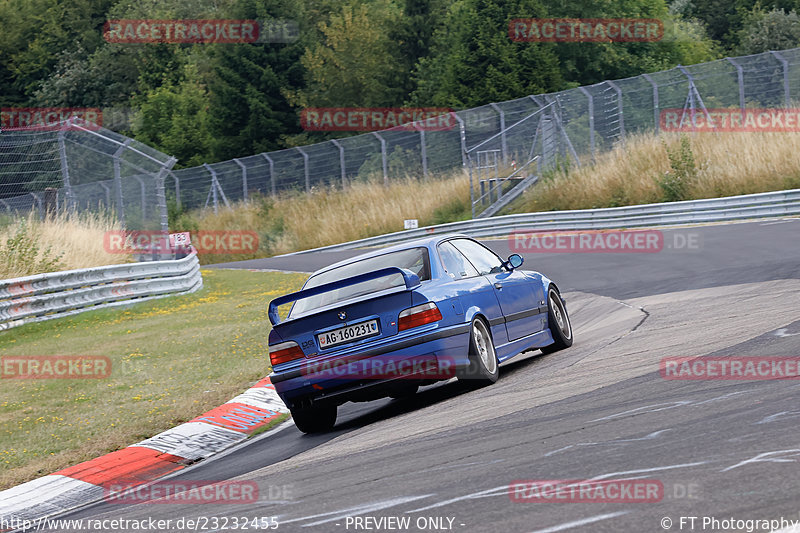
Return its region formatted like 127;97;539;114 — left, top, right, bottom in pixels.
317;320;379;349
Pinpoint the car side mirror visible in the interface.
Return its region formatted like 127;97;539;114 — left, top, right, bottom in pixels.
506;254;524;270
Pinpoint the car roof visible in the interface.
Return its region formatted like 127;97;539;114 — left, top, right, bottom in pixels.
311;233;470;276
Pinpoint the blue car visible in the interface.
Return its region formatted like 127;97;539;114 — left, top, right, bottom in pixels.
267;234;573;433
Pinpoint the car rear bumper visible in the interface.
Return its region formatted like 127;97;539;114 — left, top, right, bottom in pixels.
270;324;471;410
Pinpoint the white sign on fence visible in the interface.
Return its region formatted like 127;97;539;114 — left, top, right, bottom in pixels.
404;219;419;230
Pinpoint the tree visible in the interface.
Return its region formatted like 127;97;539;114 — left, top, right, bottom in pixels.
737;7;800;54
285;0;405;109
408;0;564;108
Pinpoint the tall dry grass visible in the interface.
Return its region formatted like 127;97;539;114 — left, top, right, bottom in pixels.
183;170;471;260
0;211;130;279
520;132;800;212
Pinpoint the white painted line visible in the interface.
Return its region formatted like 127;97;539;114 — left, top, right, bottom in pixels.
760;219;798;226
774;328;800;337
722;449;800;472
406;485;509;513
528;511;630;533
278;495;433;527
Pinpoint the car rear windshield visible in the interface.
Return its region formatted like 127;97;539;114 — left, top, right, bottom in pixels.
289;247;431;318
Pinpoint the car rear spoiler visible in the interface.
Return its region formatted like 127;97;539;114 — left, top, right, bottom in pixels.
268;267;421;325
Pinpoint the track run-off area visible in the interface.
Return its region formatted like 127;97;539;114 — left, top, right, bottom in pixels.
55;219;800;533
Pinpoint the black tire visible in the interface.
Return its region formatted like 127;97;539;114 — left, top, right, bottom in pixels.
458;317;500;386
541;287;573;354
291;404;337;434
389;384;420;399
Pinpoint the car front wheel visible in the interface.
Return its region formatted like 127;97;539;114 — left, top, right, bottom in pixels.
541;287;573;354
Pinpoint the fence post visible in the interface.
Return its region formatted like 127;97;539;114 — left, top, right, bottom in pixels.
261;153;275;196
642;73;660;134
233;158;248;201
330;139;347;188
112;138;132;227
489;103;508;163
371;132;389;185
156;157;176;233
677;65;713;127
726;57;746;113
99;182;111;210
578;87;595;161
606;80;625;142
453;114;468;167
419;129;428;180
170;171;181;209
57;125;74;212
770;51;790;107
203;163;230;213
132;175;147;220
295;147;310;192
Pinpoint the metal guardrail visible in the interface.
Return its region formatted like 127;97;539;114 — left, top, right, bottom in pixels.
285;188;800;255
0;251;203;331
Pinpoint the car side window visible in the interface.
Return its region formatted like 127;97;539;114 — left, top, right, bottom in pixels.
450;239;504;276
438;241;479;279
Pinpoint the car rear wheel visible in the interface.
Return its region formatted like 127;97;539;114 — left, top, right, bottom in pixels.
459;317;499;386
541;287;573;354
389;384;419;399
291;404;337;434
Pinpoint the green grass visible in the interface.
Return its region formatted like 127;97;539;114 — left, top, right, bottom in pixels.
0;268;307;490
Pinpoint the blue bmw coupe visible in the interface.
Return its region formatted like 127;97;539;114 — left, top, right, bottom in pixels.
267;234;573;433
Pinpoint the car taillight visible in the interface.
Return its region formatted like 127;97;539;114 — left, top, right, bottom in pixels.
269;341;304;366
398;302;443;331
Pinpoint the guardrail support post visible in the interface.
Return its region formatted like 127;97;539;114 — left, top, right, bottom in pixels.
233;158;248;202
330;139;347;188
261;153;275;196
371;132;389;186
770;51;790;107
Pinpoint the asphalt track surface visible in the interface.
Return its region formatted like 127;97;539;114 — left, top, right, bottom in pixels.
60;220;800;533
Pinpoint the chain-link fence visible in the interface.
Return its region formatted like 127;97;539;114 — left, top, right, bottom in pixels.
0;119;175;230
4;47;800;224
167;47;800;214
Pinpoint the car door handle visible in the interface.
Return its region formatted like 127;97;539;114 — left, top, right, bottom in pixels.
494;283;503;289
